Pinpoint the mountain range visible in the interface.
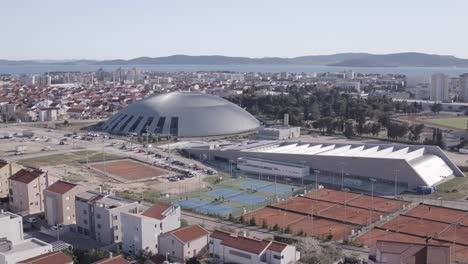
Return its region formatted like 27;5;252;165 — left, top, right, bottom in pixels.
2;52;468;68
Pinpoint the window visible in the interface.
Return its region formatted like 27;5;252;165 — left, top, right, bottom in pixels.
97;224;101;229
160;223;163;230
188;242;190;248
141;117;154;134
114;226;118;230
96;214;101;219
128;116;144;133
113;215;118;220
119;115;134;132
154;117;166;133
172;240;174;245
169;117;179;136
229;250;251;259
115;236;119;241
83;210;87;215
84;220;88;224
66;196;70;201
273;255;283;260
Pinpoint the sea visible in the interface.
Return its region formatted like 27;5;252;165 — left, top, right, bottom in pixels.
1;63;468;84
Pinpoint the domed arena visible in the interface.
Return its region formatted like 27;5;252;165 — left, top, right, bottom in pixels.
102;92;261;137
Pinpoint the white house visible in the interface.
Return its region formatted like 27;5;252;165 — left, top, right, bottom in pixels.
121;202;180;255
0;211;53;264
158;225;210;262
209;230;300;264
237;157;310;179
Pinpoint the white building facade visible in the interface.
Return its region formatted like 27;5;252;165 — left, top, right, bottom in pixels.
237;157;310;179
430;73;449;102
121;202;180;255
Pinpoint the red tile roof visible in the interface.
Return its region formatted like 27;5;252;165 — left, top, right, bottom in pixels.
169;225;209;244
267;241;288;252
93;255;129;264
46;180;77;194
9;168;44;184
220;235;271;255
211;230;286;254
18;251;72;264
142;202;172;220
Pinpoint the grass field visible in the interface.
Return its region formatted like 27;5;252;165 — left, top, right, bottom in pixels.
17;150;122;167
425;117;468;130
402;176;468;200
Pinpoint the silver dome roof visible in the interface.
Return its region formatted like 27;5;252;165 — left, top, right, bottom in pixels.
103;92;260;137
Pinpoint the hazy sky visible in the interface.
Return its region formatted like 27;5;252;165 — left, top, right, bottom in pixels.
2;0;467;60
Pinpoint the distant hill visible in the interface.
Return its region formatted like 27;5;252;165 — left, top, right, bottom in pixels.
1;52;468;68
329;52;468;67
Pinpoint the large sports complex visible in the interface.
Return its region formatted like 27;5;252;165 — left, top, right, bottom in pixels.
184;141;463;192
102;91;260;137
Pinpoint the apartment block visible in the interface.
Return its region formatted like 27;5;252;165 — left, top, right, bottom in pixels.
8;168;57;215
0;160;22;199
75;191;139;245
44;180;88;227
121;202;180;255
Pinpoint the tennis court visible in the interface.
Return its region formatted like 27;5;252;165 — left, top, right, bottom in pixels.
240;180;292;194
177;198;234;216
208;188;267;205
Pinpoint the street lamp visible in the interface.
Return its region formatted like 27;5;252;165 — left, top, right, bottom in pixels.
369;178;377;247
52;224;63;241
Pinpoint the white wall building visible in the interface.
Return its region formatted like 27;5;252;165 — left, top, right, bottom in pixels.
237;157;310;179
430;73;449;102
158;225;209;262
258;125;301;140
121;202;180;255
0;211;53;264
209;230;300;264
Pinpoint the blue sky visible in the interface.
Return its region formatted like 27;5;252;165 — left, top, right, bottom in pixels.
2;0;467;60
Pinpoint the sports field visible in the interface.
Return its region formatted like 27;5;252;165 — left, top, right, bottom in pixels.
423;116;468;130
355;204;468;263
90;158;168;181
171;179;300;217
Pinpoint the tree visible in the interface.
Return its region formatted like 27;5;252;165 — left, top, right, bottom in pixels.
273;224;280;231
238;215;245;224
409;124;425;142
228;213;234;222
343;120;355;138
430;103;443;114
186;257;201;264
296;238;343;264
262;219;268;229
249;217;257;226
73;248;110;264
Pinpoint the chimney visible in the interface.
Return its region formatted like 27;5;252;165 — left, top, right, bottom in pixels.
284;113;289;126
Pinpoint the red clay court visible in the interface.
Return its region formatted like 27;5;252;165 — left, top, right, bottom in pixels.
90;159;168;181
356;203;468;262
243;188;403;240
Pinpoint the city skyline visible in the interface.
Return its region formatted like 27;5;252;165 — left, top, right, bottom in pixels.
1;0;468;60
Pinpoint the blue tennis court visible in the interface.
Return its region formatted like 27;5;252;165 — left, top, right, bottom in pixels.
230;193;266;205
177;198;234;216
208;189;243;198
240;180;291;194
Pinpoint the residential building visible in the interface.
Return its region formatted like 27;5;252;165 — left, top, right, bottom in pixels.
121;202;180;255
75;191;139;245
430;73;449;102
209;230;300;264
93;255;129;264
158;225;210;262
370;240;450;264
44;181;87;227
8;168;57;215
0;211;53;264
336;81;361;92
18;251;73;264
459;73;468;102
0;211;24;245
37;107;59;122
0;160;22;199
